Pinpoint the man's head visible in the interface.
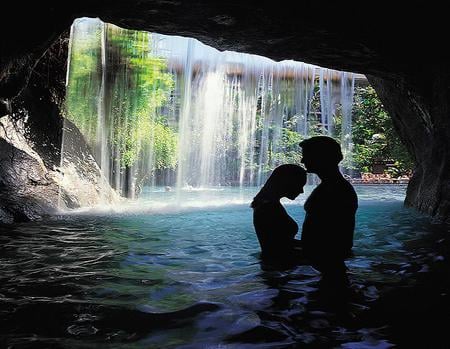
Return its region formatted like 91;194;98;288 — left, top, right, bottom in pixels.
299;136;343;173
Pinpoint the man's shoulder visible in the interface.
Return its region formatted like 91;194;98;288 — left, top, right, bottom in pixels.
319;178;356;193
343;179;358;195
310;179;358;208
339;178;358;196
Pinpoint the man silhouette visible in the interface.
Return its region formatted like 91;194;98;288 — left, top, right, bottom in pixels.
299;136;358;277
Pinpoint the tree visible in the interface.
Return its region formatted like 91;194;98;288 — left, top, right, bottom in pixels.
65;19;177;197
104;24;175;170
351;85;413;176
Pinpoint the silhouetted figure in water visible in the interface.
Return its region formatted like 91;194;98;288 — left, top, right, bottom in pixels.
299;136;358;282
251;164;307;263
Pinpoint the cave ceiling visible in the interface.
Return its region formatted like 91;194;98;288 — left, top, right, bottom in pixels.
2;1;448;82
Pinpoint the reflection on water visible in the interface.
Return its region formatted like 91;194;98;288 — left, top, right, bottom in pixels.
1;185;449;348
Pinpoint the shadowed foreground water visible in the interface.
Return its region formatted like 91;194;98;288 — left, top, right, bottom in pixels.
1;185;449;348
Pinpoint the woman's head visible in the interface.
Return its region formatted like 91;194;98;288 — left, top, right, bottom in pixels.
253;164;307;205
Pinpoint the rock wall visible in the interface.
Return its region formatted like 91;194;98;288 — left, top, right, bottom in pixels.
368;74;450;223
0;31;119;223
0;118;60;223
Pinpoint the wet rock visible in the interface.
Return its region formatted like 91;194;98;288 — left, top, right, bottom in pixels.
0;113;119;223
0;34;119;223
0;136;59;222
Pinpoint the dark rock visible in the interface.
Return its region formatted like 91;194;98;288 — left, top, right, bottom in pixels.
368;75;450;223
0;113;118;224
0;137;59;222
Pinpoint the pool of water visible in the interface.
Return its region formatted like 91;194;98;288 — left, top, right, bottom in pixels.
1;185;449;348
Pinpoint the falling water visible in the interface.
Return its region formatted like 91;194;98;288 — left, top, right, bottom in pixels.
340;72;356;175
63;18;361;205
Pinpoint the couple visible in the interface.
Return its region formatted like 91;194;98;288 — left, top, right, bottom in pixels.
252;136;358;278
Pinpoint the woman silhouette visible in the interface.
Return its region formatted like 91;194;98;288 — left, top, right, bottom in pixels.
251;164;307;260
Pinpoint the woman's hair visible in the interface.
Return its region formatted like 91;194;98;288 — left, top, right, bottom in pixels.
251;164;307;208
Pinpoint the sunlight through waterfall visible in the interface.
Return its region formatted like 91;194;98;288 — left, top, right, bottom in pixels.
62;17;362;206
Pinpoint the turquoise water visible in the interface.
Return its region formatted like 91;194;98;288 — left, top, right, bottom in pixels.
1;185;448;348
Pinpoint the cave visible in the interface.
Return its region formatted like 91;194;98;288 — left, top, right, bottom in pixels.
1;1;449;222
1;1;449;348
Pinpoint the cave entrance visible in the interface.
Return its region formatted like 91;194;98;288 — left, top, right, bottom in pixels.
2;15;447;349
61;17;412;209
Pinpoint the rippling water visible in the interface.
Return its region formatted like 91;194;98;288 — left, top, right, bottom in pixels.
1;185;449;348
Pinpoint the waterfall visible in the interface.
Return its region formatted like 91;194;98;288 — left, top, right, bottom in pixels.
63;17;361;205
97;21;110;198
340;71;355;175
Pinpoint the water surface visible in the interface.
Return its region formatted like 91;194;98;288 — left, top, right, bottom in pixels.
1;185;449;348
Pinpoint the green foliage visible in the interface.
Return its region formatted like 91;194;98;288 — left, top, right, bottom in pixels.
66;20;177;173
105;24;174;169
309;83;413;176
351;85;414;176
272;121;303;166
151;120;178;170
65;21;103;144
